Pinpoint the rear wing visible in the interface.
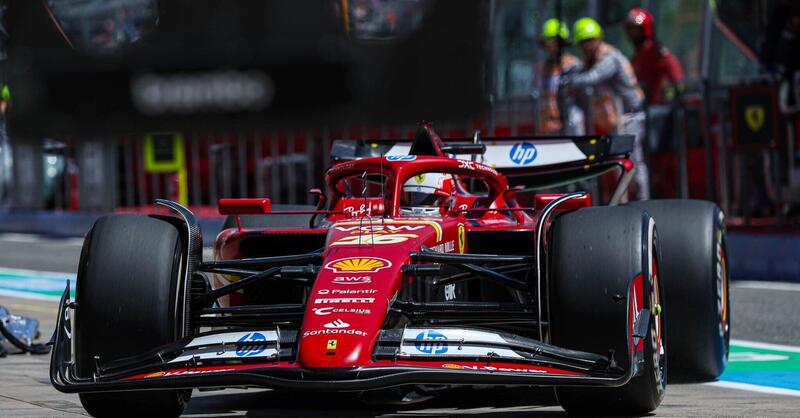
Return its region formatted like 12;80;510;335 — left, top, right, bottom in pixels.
330;125;634;191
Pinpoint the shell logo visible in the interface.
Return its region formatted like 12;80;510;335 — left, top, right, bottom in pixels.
325;257;392;273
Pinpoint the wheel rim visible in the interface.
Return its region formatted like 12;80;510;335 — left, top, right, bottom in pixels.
717;228;730;361
650;246;666;391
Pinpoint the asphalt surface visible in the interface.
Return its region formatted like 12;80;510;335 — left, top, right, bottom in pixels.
1;234;800;417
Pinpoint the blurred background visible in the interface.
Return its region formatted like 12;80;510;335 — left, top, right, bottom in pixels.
0;0;797;282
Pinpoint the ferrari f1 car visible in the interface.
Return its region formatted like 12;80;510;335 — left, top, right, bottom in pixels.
51;123;730;416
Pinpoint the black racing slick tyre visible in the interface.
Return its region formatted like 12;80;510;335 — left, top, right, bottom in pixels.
629;199;730;382
549;206;666;415
75;215;191;418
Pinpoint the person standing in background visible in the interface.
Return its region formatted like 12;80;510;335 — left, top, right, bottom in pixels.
534;18;584;135
560;17;649;200
625;7;685;106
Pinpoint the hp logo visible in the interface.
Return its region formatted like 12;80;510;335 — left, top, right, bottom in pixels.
235;332;267;357
509;142;538;165
414;330;448;354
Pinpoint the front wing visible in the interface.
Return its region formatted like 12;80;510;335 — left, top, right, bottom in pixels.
50;285;638;393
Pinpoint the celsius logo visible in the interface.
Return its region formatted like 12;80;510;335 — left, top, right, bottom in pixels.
414;330;449;354
235;332;267;357
324;319;350;329
509;142;538;165
312;307;372;316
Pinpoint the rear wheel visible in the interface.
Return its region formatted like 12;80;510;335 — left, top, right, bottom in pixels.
75;215;191;418
550;206;666;415
629;199;730;381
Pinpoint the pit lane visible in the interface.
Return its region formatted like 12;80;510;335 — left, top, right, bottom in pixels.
1;235;799;417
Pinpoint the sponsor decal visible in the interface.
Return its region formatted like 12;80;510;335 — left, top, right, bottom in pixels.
458;224;466;254
414;330;449;355
414;174;426;184
386;155;417;161
144;367;236;379
457;160;476;170
312;307;372;316
325;257;391;273
343;204;373;218
303;328;368;337
431;240;455;253
444;284;456;301
335;225;425;234
327;339;338;350
509;142;538;165
324;319;349;329
457;159;498;175
440;364;547;374
314;297;375;304
235;332;268;357
318;288;377;295
328;162;354;174
334;220;442;241
331;233;418;246
332;276;372;285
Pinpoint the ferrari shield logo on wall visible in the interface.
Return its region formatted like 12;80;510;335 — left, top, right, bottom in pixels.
744;105;765;132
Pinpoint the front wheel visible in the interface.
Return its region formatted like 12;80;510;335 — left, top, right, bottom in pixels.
75;215;192;417
549;206;666;415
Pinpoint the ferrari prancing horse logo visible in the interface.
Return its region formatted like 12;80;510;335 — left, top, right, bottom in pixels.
744;105;765;132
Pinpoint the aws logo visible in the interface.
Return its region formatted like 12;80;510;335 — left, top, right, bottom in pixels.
325;257;392;273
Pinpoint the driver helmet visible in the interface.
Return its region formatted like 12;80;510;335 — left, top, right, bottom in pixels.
400;172;454;216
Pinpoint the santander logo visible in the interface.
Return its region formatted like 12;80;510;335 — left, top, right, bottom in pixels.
323;319;350;329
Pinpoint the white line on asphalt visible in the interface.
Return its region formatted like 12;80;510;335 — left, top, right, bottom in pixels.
734;281;800;292
0;233;44;243
0;266;75;277
707;381;800;397
0;289;64;302
732;339;800;353
0;233;84;246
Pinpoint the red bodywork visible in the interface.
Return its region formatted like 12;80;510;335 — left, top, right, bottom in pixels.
214;154;591;370
49;126;647;395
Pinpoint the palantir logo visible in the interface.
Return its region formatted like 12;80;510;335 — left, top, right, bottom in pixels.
509;142;538;165
235;332;267;357
414;330;448;354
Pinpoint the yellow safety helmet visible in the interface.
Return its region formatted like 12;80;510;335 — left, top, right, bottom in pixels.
573;17;604;42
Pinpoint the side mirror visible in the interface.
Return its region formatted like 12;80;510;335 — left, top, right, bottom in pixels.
308;188;326;228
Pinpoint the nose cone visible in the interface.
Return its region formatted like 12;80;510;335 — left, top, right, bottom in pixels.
297;221;441;368
297;253;400;368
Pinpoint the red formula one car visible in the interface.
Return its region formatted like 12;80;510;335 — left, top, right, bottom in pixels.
51;123;730;416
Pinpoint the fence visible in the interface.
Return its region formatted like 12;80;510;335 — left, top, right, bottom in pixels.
7;85;799;226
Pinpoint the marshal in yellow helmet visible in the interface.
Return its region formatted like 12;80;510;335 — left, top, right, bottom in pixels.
573;17;604;42
542;18;569;41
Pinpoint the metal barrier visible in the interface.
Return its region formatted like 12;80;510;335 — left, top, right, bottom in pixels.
4;89;799;227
